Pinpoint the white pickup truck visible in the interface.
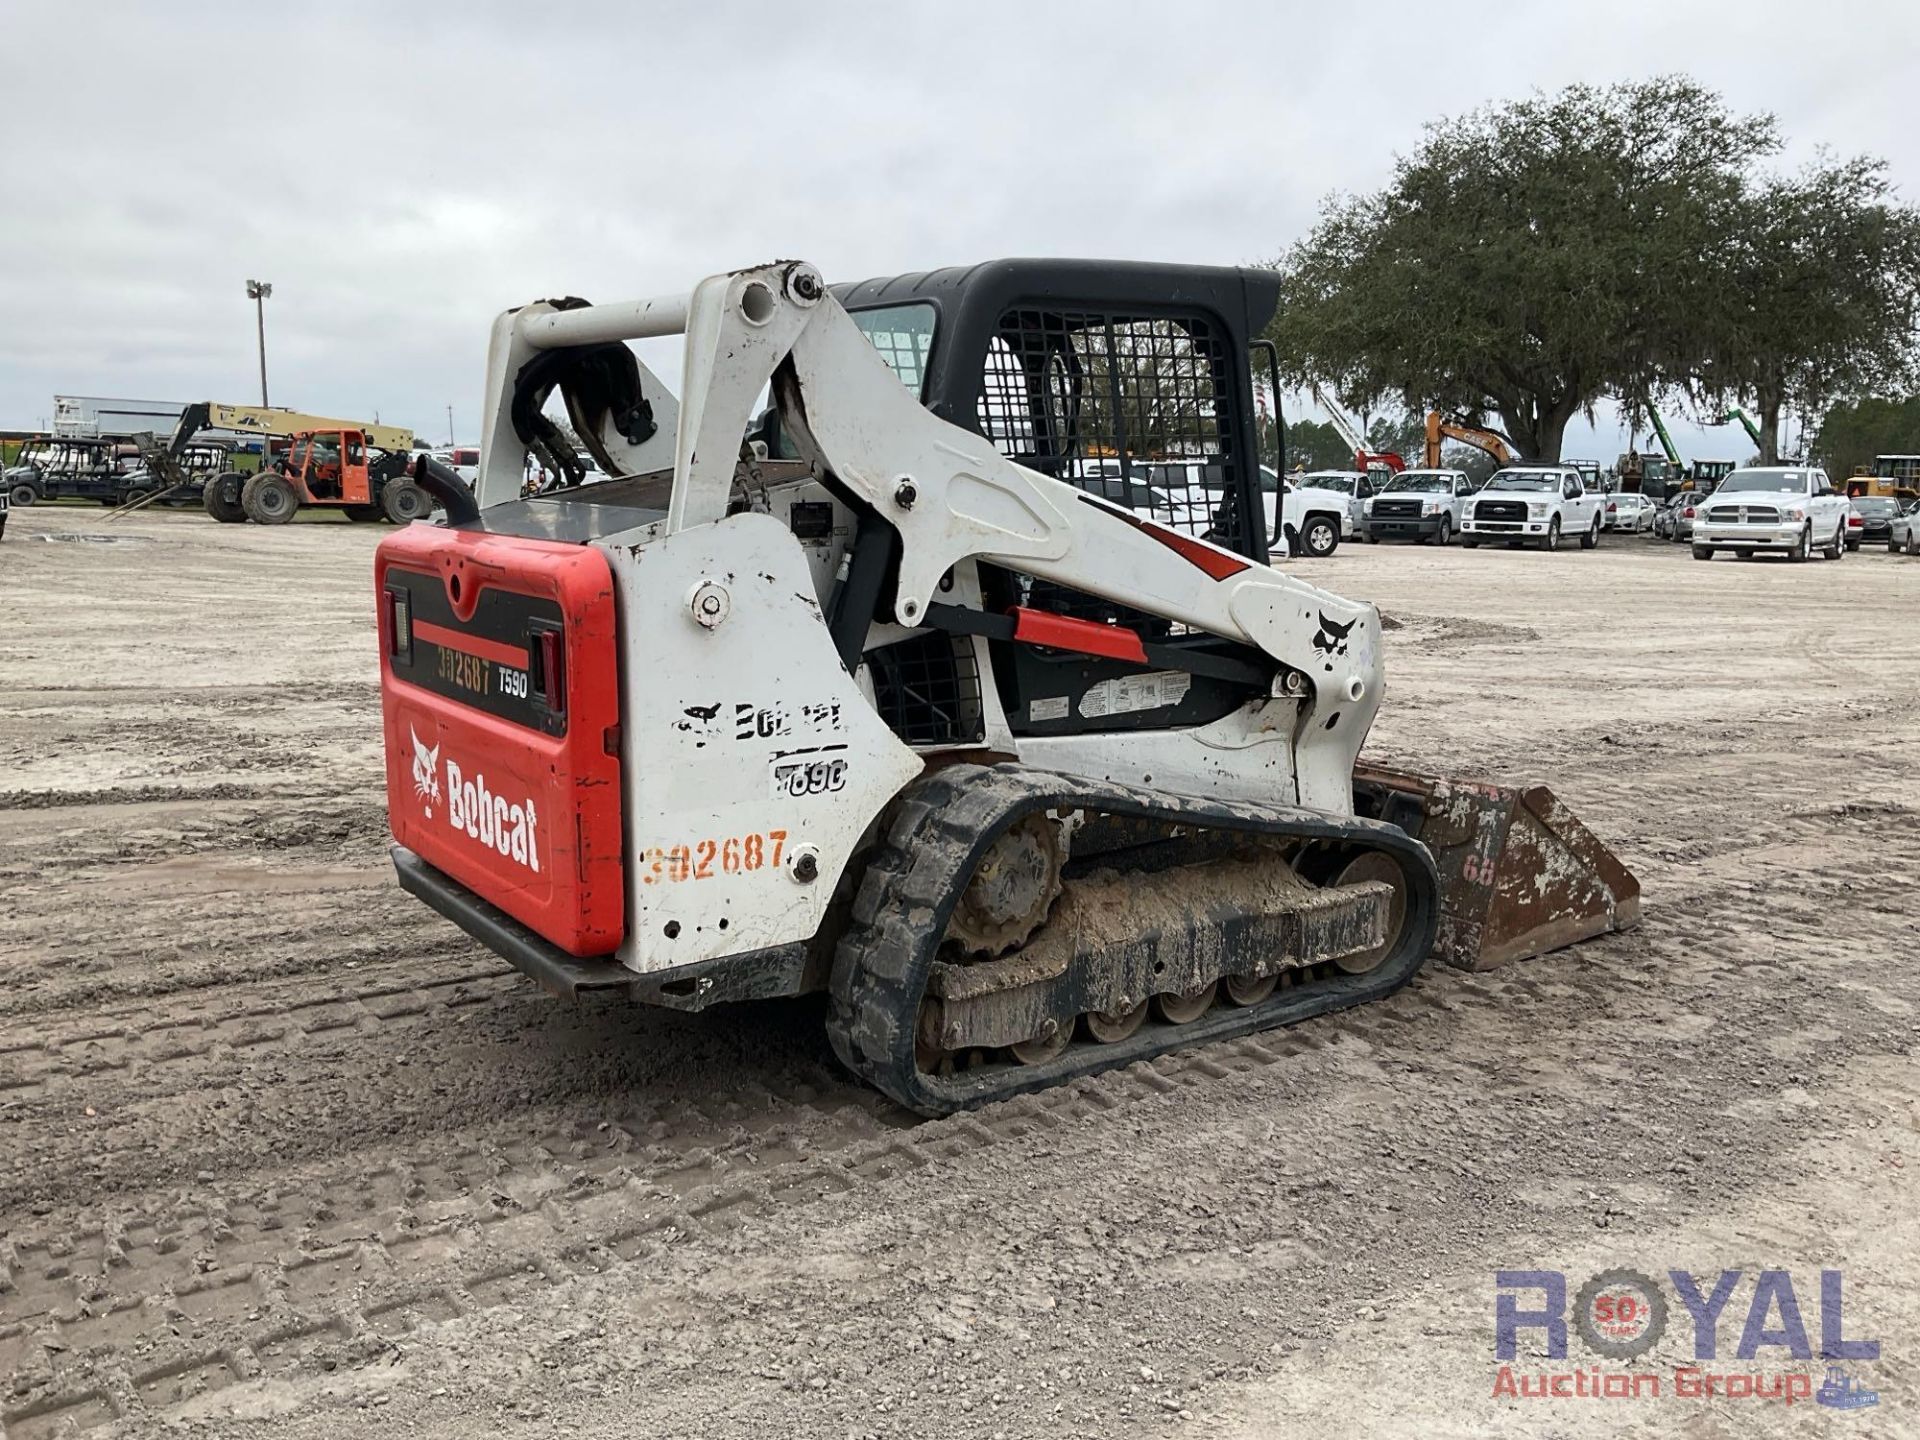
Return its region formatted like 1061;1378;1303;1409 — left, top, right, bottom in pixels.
1122;460;1354;559
1690;466;1851;562
1255;466;1356;558
1459;465;1605;550
1361;469;1478;545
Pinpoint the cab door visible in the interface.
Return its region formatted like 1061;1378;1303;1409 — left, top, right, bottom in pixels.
292;431;349;502
1564;473;1594;529
1816;472;1848;545
282;434;316;500
1451;473;1473;522
340;432;373;505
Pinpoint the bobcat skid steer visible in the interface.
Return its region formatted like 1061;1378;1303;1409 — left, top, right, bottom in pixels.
378;259;1638;1116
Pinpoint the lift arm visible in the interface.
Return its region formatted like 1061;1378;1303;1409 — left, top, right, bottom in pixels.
1309;383;1366;457
1308;384;1405;475
1720;406;1765;450
161;402;414;455
1422;411;1513;468
1646;406;1684;470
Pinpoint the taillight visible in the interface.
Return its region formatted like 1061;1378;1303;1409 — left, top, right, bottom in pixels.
1848;514;1864;527
530;626;565;714
382;585;412;662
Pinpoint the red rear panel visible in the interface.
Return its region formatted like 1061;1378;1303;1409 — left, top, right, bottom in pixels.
376;525;623;955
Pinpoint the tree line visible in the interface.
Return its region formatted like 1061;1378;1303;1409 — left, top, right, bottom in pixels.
1266;77;1920;468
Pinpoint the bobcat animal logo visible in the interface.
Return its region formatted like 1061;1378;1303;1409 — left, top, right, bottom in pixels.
411;727;442;814
1313;611;1356;657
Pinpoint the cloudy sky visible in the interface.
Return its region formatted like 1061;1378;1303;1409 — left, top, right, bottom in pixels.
3;0;1913;462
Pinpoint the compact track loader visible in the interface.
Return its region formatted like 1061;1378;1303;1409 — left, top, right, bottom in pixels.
377;259;1638;1115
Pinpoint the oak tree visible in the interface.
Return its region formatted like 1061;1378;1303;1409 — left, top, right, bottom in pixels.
1269;78;1777;460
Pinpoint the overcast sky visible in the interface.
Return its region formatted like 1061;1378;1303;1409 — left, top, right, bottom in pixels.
3;0;1914;462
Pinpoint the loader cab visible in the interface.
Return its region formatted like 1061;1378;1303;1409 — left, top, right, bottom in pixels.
827;260;1282;743
832;260;1275;567
178;440;233;478
286;428;376;505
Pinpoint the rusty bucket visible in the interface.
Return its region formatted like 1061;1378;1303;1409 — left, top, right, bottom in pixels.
1353;764;1641;971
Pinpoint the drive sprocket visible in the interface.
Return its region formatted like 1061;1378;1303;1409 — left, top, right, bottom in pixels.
944;810;1063;957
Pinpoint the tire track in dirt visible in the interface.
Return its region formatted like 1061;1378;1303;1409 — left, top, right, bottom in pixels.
7;523;1920;1435
7;800;1917;1434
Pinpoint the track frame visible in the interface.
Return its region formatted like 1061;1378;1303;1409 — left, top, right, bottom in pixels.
827;763;1441;1115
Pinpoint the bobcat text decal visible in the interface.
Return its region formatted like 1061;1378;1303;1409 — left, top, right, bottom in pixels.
444;757;540;873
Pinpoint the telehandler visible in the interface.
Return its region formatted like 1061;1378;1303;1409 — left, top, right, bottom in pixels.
138;403;422;523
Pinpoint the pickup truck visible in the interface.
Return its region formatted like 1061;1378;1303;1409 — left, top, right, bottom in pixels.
1361;469;1478;545
1459;465;1605;550
1291;469;1377;532
1690;466;1851;562
1122;460;1352;559
1255;466;1354;558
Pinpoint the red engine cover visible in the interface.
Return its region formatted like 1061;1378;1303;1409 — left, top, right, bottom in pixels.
376;525;623;956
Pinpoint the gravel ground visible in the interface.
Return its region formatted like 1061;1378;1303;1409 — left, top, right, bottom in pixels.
0;504;1913;1439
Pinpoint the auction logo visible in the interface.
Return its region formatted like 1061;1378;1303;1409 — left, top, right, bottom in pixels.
1493;1268;1880;1411
1573;1269;1667;1360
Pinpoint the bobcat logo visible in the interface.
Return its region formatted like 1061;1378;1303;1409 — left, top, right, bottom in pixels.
410;727;442;815
1312;610;1356;657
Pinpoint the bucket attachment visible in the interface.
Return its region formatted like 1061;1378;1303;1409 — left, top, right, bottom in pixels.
1353;764;1641;972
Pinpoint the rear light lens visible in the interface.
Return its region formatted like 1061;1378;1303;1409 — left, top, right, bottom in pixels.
1848;514;1864;527
382;586;412;662
530;626;565;714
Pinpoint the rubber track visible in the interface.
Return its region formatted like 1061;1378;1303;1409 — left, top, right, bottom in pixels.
826;763;1442;1115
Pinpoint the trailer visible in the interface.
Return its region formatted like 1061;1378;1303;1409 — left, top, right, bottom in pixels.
52;396;191;440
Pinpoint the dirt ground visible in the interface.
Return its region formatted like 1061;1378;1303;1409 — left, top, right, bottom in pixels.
2;503;1914;1439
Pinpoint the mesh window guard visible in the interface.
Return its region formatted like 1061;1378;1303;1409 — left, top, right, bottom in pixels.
869;632;983;747
975;309;1245;552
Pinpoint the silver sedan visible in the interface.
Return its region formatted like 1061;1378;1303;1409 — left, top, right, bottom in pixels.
1889;500;1920;556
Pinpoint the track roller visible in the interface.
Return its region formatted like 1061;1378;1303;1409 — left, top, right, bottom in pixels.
827;764;1440;1116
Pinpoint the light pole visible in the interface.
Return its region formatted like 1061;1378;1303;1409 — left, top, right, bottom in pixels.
246;279;272;406
447;404;455;448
